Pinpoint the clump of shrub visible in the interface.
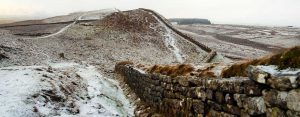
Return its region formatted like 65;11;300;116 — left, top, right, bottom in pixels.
0;53;9;60
59;53;65;59
221;46;300;77
84;37;93;40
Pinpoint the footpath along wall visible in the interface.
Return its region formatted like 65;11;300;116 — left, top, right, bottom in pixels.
115;64;300;117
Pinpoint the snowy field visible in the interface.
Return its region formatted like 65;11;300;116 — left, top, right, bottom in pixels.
0;62;134;117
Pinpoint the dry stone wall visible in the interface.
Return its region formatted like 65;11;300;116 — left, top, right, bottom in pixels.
115;64;300;117
140;8;217;63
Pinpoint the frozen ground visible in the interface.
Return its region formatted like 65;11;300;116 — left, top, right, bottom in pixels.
1;8;300;116
176;24;300;60
0;9;213;116
0;62;134;117
153;13;185;63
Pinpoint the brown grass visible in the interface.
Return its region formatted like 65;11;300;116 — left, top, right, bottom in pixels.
116;61;134;66
146;64;218;78
59;53;65;59
221;46;300;77
147;64;195;77
136;64;145;68
195;65;216;77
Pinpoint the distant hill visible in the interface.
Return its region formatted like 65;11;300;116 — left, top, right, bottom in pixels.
0;19;17;24
169;18;211;25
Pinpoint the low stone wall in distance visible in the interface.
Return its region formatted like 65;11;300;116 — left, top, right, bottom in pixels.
115;64;300;117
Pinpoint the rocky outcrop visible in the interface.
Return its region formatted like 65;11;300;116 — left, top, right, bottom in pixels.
115;64;300;117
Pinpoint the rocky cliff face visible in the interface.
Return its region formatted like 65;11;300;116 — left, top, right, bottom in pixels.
115;63;300;117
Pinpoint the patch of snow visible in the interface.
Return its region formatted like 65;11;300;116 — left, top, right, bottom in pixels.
288;76;298;87
133;67;146;74
280;69;300;76
249;90;254;95
210;54;232;63
163;30;184;63
256;65;278;75
37;20;77;39
0;62;134;117
37;8;118;39
151;13;185;63
207;80;211;84
0;66;48;117
257;74;267;84
76;65;134;116
78;8;118;21
256;65;300;87
48;62;79;69
256;65;300;77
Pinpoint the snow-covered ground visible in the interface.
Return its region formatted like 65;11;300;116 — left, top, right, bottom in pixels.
77;8;119;21
37;9;118;39
43;9;118;24
0;62;134;117
175;24;300;60
164;29;184;63
37;21;77;39
151;13;185;63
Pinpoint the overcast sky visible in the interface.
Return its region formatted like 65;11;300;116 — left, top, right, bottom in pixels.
1;0;300;26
